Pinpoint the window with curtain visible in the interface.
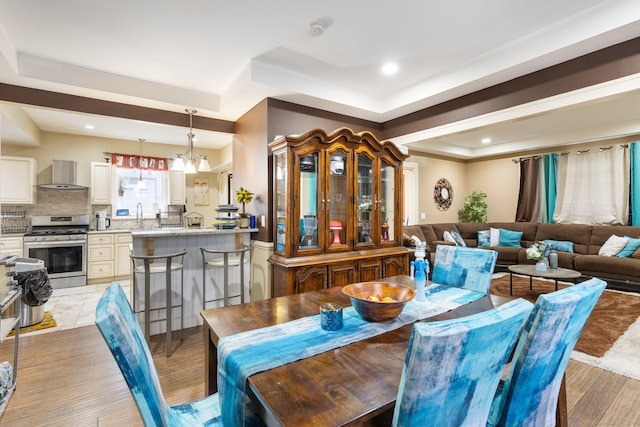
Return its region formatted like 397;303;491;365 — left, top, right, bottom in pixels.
554;148;629;225
516;145;633;225
515;154;556;223
110;152;169;218
112;167;167;217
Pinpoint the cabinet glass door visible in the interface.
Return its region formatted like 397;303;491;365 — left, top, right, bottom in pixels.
274;151;287;253
299;153;319;251
356;153;374;247
327;149;349;250
380;159;396;242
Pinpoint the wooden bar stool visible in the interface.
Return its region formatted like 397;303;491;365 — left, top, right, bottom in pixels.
130;250;187;357
200;246;250;308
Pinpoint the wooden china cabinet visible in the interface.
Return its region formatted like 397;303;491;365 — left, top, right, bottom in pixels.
268;127;411;297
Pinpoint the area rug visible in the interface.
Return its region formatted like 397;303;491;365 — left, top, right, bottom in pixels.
491;275;640;357
491;274;640;380
8;311;57;336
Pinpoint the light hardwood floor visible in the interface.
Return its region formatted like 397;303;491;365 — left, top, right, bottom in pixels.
0;325;639;426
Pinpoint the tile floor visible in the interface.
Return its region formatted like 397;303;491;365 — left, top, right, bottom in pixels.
25;280;131;336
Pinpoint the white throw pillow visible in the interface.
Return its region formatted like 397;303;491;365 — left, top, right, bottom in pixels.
443;231;457;245
598;235;629;257
489;227;500;247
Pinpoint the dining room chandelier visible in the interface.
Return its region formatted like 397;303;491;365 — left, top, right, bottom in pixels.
171;108;211;174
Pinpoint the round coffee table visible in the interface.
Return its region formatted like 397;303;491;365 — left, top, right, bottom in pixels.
507;264;582;295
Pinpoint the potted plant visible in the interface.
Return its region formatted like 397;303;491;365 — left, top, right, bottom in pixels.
118;176;127;197
457;190;488;223
235;187;254;228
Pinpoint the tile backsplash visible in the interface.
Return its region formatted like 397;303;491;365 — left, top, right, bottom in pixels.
28;188;91;216
1;188;90;232
2;188;182;232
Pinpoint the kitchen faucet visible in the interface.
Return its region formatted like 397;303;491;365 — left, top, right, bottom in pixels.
136;202;143;226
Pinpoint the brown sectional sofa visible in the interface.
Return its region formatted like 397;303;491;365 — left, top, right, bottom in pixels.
403;222;640;292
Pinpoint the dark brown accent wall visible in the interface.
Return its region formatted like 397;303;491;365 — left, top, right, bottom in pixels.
0;83;235;134
234;99;270;242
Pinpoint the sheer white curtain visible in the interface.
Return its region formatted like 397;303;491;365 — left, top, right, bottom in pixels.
554;148;630;225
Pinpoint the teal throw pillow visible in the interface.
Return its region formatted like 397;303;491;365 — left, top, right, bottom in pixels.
450;230;466;247
616;236;640;257
543;239;574;253
477;230;491;247
498;228;523;247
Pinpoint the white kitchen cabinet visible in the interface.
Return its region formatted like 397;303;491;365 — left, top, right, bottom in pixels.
88;232;132;282
88;234;114;280
114;233;133;276
0;237;23;259
0;156;36;205
91;162;111;204
87;261;114;279
168;170;186;205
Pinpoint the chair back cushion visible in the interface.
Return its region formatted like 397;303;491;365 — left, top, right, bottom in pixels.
431;245;498;294
95;284;170;426
489;278;606;427
392;298;534;427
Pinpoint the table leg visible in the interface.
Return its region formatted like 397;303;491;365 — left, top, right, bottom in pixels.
204;326;218;395
509;272;513;296
556;374;568;427
555;279;559;291
529;276;533;291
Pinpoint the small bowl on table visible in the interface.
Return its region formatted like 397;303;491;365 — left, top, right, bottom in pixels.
342;282;415;322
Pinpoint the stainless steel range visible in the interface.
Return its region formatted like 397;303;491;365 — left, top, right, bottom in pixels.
23;214;90;289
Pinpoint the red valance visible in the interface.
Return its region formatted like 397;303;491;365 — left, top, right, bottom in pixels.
111;153;168;171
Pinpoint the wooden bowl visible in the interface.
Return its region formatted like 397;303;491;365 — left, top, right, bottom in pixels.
342;282;415;322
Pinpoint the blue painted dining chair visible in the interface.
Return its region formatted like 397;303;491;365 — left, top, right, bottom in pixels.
487;277;607;427
431;245;498;294
392;298;534;427
95;283;223;426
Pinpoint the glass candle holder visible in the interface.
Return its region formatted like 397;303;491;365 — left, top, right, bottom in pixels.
320;303;343;331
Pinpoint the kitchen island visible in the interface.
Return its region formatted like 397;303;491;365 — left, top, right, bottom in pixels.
130;227;257;335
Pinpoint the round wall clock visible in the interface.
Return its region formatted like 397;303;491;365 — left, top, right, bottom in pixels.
434;178;453;210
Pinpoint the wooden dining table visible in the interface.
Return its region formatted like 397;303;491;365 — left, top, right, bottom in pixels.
202;275;546;426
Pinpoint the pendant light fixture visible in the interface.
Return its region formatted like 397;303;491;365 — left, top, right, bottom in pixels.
172;109;212;174
135;138;147;190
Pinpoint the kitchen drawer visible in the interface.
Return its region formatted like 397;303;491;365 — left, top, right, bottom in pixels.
115;233;132;244
88;261;114;279
0;237;22;251
88;245;114;261
88;234;114;245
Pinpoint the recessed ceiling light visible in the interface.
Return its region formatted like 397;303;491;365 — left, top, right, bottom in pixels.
85;124;95;130
381;62;398;75
481;137;492;144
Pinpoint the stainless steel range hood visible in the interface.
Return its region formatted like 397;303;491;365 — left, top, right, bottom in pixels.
39;160;87;189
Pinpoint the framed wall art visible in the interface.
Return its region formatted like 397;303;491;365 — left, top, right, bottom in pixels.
194;178;209;206
434;178;453;210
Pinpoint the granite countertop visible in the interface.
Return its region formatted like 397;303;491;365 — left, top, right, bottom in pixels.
130;227;258;237
88;229;131;234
